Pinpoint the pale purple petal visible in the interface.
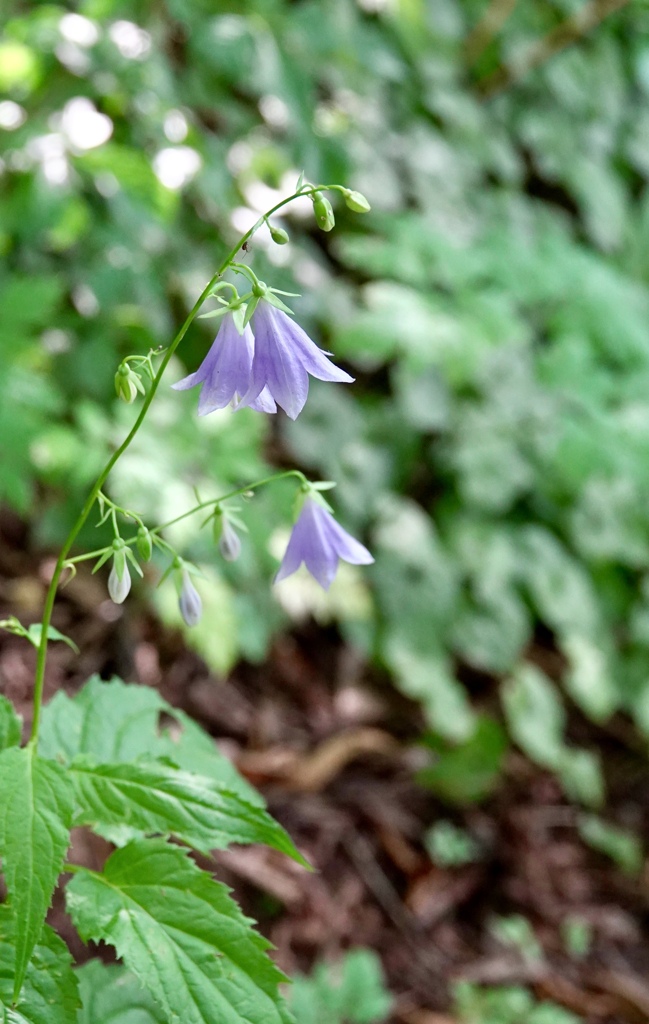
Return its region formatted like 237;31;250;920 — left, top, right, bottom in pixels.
268;308;354;384
240;301;352;420
274;497;374;590
319;513;374;565
172;313;256;414
247;386;277;413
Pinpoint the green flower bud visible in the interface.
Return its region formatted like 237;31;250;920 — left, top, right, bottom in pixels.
136;526;153;561
212;509;223;544
312;191;335;232
342;188;371;213
114;362;144;404
269;223;289;245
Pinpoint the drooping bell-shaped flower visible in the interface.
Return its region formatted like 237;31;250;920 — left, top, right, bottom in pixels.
172;311;276;415
240;300;353;421
274;497;373;590
178;570;202;627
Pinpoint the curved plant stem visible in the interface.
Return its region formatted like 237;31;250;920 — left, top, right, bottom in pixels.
29;185;333;747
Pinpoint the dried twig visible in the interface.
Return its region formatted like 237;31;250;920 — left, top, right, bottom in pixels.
477;0;632;98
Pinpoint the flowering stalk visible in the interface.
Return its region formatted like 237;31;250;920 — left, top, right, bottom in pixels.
29;183;363;747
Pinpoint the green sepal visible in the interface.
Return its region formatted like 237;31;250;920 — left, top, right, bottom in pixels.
243;294;260;326
231;303;247;334
197;307;229;321
263;292;294;315
124;547;144;579
91;548;113;574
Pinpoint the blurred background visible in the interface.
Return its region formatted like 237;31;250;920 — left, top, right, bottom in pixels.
2;0;649;1021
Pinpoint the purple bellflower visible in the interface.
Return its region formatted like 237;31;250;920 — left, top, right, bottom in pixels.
172;311;276;415
274;497;373;590
240;300;354;420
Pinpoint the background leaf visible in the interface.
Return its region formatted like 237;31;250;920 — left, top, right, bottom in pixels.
76;961;167;1024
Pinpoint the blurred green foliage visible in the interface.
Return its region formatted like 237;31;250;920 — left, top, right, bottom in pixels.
287;949;392;1024
2;0;649;813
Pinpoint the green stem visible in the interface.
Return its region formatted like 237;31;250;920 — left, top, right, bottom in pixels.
29;184;336;748
150;469;306;535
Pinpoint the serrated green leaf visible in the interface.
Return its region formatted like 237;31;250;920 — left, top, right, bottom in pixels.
0;697;21;752
39;676;262;805
76;961;167;1024
69;758;307;863
0;748;74;998
0;907;80;1024
66;839;295;1024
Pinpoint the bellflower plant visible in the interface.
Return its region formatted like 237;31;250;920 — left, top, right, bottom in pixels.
0;178;373;1024
275;494;374;589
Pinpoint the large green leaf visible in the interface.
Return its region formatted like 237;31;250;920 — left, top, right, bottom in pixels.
76;962;167;1024
66;839;295;1024
0;908;79;1024
39;676;260;804
0;748;74;998
69;758;306;863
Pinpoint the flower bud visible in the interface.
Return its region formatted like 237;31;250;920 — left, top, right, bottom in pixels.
114;362;143;404
108;560;131;604
342;188;371;213
219;518;242;562
269;223;289;245
179;571;202;627
136;526;153;561
312;191;335;232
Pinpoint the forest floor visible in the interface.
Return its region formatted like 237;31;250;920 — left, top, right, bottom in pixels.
1;507;649;1024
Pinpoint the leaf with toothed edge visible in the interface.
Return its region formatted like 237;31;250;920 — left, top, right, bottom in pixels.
0;748;74;999
68;757;308;863
0;906;80;1024
66;839;296;1024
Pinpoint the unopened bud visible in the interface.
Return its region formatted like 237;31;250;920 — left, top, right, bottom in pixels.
269;223;289;245
114;362;143;404
312;192;335;232
108;560;131;604
179;571;202;627
342;188;371;213
136;526;153;561
219;518;242;562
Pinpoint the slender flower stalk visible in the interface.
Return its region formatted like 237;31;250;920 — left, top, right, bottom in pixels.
275;497;373;590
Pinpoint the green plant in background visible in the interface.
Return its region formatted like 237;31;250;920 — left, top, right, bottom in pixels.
454;981;582;1024
288;949;392;1024
0;178;374;1022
